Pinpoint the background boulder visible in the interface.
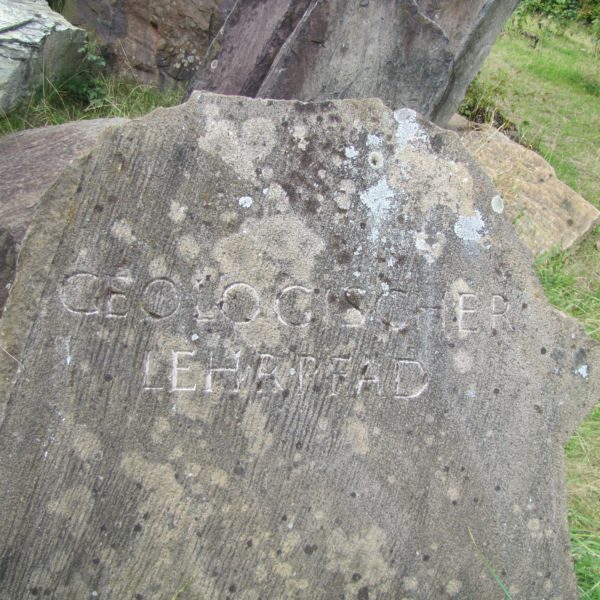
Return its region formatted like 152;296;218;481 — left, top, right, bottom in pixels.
448;115;600;256
61;0;232;88
0;0;86;114
190;0;520;126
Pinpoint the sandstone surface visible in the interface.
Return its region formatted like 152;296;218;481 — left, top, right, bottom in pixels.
0;0;86;113
0;117;127;243
0;93;597;599
191;0;520;125
449;115;600;255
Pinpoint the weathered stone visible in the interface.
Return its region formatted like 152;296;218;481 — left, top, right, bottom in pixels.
0;94;598;599
0;0;86;114
448;114;600;255
190;0;520;125
61;0;227;87
0;118;127;243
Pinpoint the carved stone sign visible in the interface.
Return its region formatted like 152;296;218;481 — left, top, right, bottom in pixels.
0;94;598;599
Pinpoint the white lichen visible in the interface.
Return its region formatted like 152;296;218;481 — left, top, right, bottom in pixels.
394;108;429;152
345;145;359;159
454;210;487;242
491;194;504;214
367;133;383;148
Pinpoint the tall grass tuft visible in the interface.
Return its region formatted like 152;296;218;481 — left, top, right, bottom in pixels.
0;75;183;138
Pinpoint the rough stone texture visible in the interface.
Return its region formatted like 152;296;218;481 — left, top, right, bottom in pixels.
0;94;598;599
448;114;600;255
190;0;520;125
61;0;227;88
0;0;86;114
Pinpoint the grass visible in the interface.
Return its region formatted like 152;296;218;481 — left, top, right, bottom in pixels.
468;16;600;597
0;75;183;138
468;527;514;599
566;403;600;598
474;17;600;207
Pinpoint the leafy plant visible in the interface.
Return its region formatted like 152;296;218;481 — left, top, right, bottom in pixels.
513;0;600;38
61;39;109;109
576;0;600;23
517;0;579;21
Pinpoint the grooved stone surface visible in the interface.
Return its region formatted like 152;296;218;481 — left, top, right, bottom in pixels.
0;118;128;243
0;93;598;599
0;118;128;315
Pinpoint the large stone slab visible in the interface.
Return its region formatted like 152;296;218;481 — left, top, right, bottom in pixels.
0;93;598;599
190;0;520;125
448;115;600;255
0;0;86;113
191;0;320;97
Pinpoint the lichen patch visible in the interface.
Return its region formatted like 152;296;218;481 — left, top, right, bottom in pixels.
454;210;487;242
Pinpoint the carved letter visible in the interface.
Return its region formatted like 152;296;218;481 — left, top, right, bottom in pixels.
298;355;318;389
275;285;313;327
491;294;511;330
330;357;350;395
143;352;164;390
343;288;367;328
205;351;245;393
105;276;130;319
171;350;196;392
141;278;180;319
60;273;99;315
375;289;411;332
256;353;283;392
394;359;428;399
356;361;381;395
458;293;479;333
221;283;260;323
